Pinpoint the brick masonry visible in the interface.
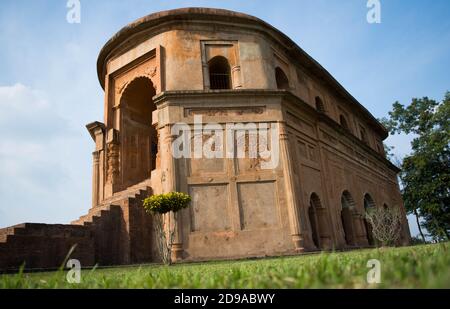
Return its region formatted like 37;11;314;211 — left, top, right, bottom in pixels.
0;187;156;270
0;8;411;270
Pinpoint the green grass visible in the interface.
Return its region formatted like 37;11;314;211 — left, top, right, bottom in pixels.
1;244;449;288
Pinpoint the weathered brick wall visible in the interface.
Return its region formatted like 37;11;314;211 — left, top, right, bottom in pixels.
127;190;157;263
0;187;157;270
0;223;95;270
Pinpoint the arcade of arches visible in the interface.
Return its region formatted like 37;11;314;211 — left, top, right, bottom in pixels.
305;190;383;250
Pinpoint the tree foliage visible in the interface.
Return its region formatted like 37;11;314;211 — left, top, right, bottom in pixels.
143;192;191;214
381;92;450;240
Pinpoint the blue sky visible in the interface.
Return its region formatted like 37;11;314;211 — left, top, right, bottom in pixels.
0;0;449;237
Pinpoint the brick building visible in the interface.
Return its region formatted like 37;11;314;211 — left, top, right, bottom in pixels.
0;8;410;270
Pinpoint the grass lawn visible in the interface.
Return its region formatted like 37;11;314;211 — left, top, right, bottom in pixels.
0;243;449;288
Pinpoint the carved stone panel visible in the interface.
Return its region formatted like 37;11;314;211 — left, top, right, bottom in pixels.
235;131;271;174
188;132;225;176
113;53;158;108
184;106;265;117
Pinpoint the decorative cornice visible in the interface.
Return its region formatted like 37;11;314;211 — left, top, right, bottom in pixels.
86;121;105;141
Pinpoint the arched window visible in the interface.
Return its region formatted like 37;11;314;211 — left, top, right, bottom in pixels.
341;191;355;209
208;56;231;89
340;114;349;131
315;96;325;113
364;194;376;210
359;125;368;144
341;191;356;246
275;67;289;90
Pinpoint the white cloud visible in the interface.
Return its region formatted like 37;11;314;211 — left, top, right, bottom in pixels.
0;83;47;109
0;83;69;140
0;83;91;227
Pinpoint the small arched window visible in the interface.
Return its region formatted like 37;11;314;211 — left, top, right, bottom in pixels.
275;67;289;90
359;125;368;144
208;56;231;89
341;191;355;209
340;114;349;131
364;194;376;209
315;96;325;113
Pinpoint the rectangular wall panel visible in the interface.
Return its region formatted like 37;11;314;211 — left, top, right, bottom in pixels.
237;181;278;230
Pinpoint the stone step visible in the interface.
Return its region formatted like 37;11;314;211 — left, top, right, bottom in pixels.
71;204;114;225
99;185;152;206
8;223;89;238
71;185;151;227
0;225;24;243
0;224;93;252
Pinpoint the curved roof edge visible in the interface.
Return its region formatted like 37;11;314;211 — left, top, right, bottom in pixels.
96;7;388;138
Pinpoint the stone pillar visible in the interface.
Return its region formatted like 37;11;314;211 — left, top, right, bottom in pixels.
316;208;333;250
86;121;105;205
202;62;210;90
231;65;242;89
160;124;183;261
105;129;120;197
352;211;368;246
91;151;100;208
279;121;305;252
341;207;355;246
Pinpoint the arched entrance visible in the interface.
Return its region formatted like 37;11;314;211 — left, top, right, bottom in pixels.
363;194;376;246
307;193;332;250
120;77;157;188
308;194;321;249
341;191;356;246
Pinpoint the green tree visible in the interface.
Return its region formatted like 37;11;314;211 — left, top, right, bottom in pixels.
381;91;450;241
143;192;191;265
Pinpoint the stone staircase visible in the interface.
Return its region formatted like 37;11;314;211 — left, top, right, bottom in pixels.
69;184;154;265
0;184;155;270
0;223;94;271
71;185;152;226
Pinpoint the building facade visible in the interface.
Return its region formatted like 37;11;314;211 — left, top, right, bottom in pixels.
0;8;410;270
